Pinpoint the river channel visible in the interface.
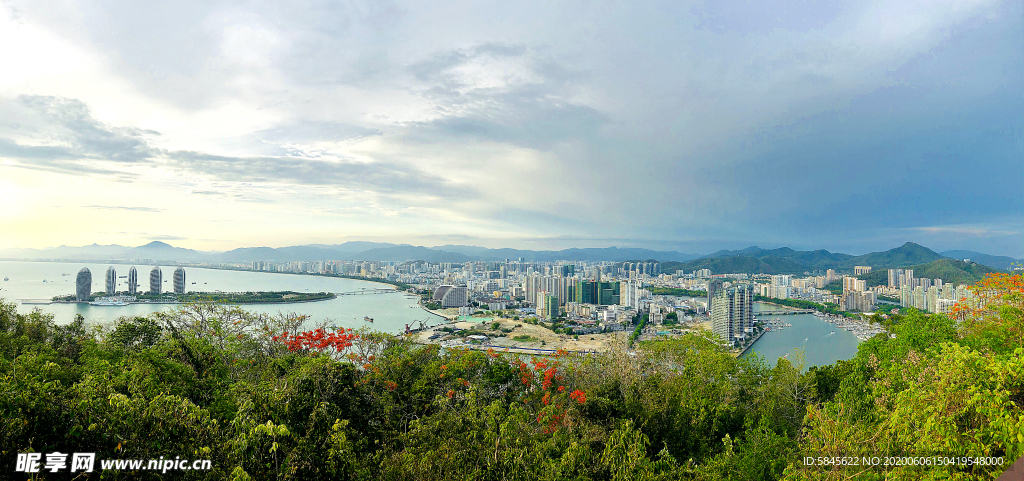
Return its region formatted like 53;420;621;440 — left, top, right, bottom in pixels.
740;303;861;369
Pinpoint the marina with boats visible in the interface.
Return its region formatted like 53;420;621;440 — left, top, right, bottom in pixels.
812;311;889;340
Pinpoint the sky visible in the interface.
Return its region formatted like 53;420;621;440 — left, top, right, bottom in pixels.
0;0;1021;257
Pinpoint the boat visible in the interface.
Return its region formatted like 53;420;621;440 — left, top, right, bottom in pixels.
364;316;374;322
4;277;8;281
90;297;129;306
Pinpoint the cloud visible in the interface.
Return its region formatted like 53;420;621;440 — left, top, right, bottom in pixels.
165;150;466;198
907;224;1021;238
85;205;164;212
0;95;159;178
0;1;1020;255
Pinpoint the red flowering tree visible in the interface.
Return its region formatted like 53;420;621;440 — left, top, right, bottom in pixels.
272;326;358;359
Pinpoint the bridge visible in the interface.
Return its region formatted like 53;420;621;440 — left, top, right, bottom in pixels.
335;288;399;296
755;309;814;315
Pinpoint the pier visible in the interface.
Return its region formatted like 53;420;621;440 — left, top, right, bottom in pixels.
756;309;814;315
335;288;398;296
736;329;767;356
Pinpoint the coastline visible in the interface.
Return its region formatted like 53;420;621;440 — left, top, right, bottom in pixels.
0;258;406;291
46;294;338;306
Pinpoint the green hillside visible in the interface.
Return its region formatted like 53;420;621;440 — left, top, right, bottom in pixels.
669;255;807;275
842;242;945;269
857;259;999;287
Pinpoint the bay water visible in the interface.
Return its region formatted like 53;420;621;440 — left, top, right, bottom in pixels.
0;260;444;334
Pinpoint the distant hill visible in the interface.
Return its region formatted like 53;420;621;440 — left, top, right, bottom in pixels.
2;241;1012;272
346;246;473;263
940;250;1022;271
842;242;946;269
217;246;351;263
307;242;407;252
0;242;211;262
666;242;962;275
432;246;701;262
857;259;1000;287
664;255;809;275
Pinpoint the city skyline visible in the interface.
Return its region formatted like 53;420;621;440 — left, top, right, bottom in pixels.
0;1;1021;257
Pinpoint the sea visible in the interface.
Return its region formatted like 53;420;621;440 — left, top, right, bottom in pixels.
0;260;445;334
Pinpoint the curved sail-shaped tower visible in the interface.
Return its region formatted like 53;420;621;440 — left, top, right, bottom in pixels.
105;266;116;294
149;267;162;294
76;268;92;301
128;267;138;295
173;267;186;294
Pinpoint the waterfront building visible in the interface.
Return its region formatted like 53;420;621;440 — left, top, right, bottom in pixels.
150;267;162;294
843;290;876;312
432;285;451;302
105;266;116;294
707;279;724;312
76;268;92;301
173;267;186;294
710;284;753;346
128;267;138;295
434;285;468;308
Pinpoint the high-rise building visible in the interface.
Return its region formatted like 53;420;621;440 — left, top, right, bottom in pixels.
76;268;92;301
572;280;620;305
620;280;640;308
105;266;116;294
173;267;186;294
128;267;138;295
707;279;724;312
433;285;468;307
854;266;872;275
544;294;559;320
843;276;866;293
150;267;162;294
711;284;753;346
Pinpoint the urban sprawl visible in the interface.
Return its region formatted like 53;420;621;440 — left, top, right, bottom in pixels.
244;259;974;350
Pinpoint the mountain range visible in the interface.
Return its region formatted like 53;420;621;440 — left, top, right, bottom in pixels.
0;241;1018;273
661;242;1012;275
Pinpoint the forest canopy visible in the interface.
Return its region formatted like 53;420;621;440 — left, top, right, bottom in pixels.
1;274;1022;480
